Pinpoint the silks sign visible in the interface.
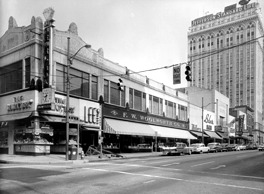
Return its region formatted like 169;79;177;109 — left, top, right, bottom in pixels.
103;104;188;130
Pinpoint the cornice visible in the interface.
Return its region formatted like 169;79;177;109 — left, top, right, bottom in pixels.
0;38;42;58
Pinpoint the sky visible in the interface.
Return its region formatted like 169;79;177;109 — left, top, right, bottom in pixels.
1;0;263;88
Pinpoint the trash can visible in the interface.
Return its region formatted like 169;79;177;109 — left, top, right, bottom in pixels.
69;145;77;160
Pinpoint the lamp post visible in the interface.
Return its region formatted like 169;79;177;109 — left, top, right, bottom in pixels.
66;37;91;160
201;97;216;144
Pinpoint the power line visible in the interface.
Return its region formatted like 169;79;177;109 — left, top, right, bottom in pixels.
126;35;264;75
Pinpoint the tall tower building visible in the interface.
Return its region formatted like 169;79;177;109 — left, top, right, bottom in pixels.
188;2;264;127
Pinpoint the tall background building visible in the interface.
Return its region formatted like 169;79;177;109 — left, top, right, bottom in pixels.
187;1;264;141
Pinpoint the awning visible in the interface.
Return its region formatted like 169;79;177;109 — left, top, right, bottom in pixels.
151;125;197;139
204;131;222;139
81;125;100;131
190;131;209;138
40;114;79;124
0;111;33;122
104;119;156;136
216;132;229;139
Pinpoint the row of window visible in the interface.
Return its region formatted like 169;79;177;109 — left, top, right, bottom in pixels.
0;61;188;121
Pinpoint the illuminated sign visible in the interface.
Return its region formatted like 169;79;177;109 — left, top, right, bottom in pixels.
191;3;256;26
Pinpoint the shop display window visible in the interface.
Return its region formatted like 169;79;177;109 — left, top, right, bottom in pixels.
14;128;53;144
0;131;8;147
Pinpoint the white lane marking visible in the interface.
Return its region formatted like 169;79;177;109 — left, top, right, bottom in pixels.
144;180;156;184
88;162;264;180
83;167;263;191
161;162;180;167
211;165;226;170
191;161;215;167
0;165;68;169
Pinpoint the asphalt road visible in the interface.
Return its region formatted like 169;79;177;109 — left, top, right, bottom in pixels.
0;150;264;194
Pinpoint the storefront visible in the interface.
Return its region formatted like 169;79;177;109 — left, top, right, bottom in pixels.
101;104;196;152
0;90;54;155
38;91;100;154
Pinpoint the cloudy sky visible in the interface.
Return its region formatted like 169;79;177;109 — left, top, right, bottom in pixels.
1;0;263;88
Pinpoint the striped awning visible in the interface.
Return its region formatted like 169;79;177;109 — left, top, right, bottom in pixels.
204;130;222;139
150;125;197;139
190;131;209;138
104;119;156;136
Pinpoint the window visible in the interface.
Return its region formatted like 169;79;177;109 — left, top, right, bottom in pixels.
25;58;31;88
0;60;23;94
178;104;187;121
149;95;163;115
129;88;146;111
82;73;90;98
104;80;109;103
70;69;82;96
56;64;65;92
165;100;176;119
56;63;97;99
104;80;125;107
91;75;98;100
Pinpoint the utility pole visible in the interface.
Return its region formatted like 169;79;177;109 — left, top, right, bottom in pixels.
65;37;91;160
202;97;204;144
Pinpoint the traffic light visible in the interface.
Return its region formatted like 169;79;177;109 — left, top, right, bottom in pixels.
117;78;124;91
185;65;192;81
43;26;50;88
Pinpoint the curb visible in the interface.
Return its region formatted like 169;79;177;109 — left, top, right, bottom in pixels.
0;153;162;165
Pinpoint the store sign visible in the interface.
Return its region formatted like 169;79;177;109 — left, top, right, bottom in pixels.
191;3;256;26
204;114;214;125
79;100;100;127
7;95;33;112
103;105;188;129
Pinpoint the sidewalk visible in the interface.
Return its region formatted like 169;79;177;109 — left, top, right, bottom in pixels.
0;152;163;165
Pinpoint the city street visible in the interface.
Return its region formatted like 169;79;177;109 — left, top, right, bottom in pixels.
1;150;264;194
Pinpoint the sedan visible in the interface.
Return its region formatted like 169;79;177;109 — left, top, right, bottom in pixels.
235;144;246;151
190;143;209;154
258;144;264;151
208;142;223;153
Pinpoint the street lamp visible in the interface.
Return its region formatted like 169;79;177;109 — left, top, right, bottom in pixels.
201;97;216;144
66;37;91;160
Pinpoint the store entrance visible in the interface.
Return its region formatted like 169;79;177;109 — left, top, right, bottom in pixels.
81;130;98;153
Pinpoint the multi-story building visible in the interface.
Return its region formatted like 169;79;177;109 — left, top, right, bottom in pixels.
187;1;264;143
0;8;197;156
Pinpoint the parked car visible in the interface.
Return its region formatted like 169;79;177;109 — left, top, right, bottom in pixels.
246;143;258;150
190;143;209;154
226;144;237;151
258;144;264;151
161;142;193;156
220;143;229;152
208;142;223;153
235;144;246;151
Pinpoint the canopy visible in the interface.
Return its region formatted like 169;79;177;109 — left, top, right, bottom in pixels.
190;131;209;138
216;132;229;139
104;119;156;136
204;131;222;139
104;119;196;139
0;111;32;122
150;125;197;139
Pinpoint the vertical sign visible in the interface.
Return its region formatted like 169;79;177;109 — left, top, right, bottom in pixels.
236;115;244;136
173;66;181;84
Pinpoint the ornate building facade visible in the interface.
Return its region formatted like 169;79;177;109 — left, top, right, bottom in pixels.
188;2;264;143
